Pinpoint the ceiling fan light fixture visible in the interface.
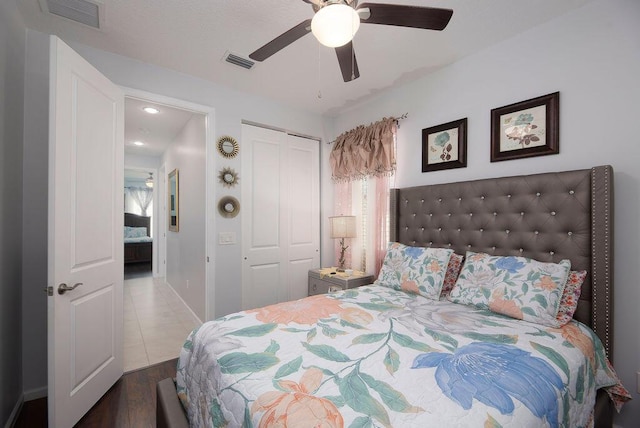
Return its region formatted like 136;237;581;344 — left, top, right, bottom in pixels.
311;3;360;48
145;173;154;188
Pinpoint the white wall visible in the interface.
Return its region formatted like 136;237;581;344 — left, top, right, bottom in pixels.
0;0;25;423
163;114;207;320
18;34;330;396
64;42;331;319
329;0;640;425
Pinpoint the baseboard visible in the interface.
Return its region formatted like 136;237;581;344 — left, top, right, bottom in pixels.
4;387;47;428
4;396;23;428
165;280;202;325
23;386;47;401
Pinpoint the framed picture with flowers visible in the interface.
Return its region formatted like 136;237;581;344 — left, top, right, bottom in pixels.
422;118;467;172
490;92;559;162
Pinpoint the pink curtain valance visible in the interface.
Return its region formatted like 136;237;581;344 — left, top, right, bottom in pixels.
330;117;397;182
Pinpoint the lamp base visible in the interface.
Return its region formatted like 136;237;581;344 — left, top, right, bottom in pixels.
336;267;345;273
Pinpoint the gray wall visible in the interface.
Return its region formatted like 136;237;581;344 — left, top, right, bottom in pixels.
0;0;25;424
163;114;207;320
329;0;640;425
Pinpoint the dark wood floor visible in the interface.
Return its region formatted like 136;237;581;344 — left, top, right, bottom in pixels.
14;358;178;428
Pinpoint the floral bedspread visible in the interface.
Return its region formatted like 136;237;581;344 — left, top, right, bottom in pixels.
177;286;623;428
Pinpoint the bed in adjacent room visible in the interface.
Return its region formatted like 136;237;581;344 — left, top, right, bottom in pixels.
158;165;629;427
124;212;152;265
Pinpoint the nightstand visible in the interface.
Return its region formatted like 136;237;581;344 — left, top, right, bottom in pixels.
308;268;375;296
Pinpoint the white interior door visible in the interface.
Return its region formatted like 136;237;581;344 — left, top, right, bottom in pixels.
286;134;321;300
47;36;124;427
241;125;320;310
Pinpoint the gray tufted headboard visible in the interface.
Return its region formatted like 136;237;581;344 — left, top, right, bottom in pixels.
389;165;614;361
125;212;151;236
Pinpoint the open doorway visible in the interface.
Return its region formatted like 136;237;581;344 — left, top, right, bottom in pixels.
123;93;211;372
124;168;155;279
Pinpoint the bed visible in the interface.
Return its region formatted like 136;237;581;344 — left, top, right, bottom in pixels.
158;165;629;427
124;212;152;265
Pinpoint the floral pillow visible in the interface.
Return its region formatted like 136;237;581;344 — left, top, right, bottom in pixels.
555;270;587;326
124;226;147;238
440;253;464;299
448;251;571;326
374;242;453;300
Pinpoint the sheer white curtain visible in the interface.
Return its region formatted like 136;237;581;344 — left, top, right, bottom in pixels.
337;176;392;276
127;187;153;216
330;117;397;277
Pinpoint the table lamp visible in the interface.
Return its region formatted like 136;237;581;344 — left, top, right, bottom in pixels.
329;215;356;272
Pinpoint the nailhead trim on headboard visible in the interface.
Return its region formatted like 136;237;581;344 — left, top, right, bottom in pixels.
591;165;614;361
591;168;599;352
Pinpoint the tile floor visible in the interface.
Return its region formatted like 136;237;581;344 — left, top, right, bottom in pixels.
124;275;201;372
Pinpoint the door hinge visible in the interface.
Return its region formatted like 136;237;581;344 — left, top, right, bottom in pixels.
44;286;53;296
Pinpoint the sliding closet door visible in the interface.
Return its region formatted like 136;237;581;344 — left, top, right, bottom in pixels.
241;125;320;310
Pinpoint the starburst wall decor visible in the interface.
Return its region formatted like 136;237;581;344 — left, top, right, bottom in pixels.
218;167;239;188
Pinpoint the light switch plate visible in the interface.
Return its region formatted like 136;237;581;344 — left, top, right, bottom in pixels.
219;232;236;245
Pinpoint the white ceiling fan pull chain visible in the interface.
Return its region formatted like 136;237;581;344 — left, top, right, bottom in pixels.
317;41;323;99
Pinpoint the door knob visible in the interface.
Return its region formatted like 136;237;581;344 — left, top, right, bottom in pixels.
58;282;83;295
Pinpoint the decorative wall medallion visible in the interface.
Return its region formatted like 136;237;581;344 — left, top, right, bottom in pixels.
218;196;240;218
218;167;239;188
217;135;239;158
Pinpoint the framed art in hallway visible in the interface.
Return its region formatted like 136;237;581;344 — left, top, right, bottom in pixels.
168;168;179;231
422;118;467;172
491;91;559;162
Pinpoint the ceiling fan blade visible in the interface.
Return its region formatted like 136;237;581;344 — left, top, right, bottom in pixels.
358;3;453;31
249;19;312;62
335;42;360;82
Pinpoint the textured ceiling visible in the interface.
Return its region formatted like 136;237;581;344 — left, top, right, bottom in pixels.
17;0;592;116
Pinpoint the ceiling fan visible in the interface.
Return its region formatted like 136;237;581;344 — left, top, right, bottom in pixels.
249;0;453;82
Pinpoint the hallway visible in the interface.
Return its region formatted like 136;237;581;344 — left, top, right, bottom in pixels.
124;275;201;372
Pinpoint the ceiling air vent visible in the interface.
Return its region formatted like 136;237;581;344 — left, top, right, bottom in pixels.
223;52;256;70
38;0;105;30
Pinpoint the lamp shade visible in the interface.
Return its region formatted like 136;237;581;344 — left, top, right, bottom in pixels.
311;3;361;48
329;215;356;239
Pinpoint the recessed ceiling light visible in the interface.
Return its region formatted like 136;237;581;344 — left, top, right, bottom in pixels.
142;106;160;114
133;141;144;146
